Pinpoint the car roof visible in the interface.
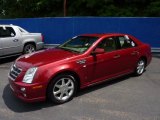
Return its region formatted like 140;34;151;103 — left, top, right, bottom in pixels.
0;24;17;27
80;33;127;38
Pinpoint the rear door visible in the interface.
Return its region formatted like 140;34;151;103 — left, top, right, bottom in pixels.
0;26;22;56
114;35;139;72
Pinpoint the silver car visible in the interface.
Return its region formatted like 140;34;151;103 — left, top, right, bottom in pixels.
0;24;44;58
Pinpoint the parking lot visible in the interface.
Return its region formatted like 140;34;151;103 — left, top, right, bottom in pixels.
0;54;160;120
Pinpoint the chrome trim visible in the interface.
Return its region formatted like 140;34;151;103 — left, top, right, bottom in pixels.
76;59;86;64
88;71;133;87
9;64;22;81
8;74;14;81
10;72;17;78
36;42;44;45
1;45;21;50
10;85;14;91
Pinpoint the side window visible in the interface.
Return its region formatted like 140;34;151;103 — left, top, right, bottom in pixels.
0;27;16;38
19;28;25;33
117;35;136;49
97;37;117;52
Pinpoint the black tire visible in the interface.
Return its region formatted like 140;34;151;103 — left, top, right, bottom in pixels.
134;59;146;76
47;74;77;104
23;44;36;54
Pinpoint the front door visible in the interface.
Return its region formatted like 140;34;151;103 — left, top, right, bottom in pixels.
86;37;122;83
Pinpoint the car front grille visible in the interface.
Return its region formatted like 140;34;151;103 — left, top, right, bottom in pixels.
9;64;22;80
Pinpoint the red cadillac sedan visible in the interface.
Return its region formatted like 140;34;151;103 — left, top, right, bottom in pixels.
8;33;152;104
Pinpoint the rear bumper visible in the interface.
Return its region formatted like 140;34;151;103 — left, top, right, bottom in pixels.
9;78;46;103
36;42;44;50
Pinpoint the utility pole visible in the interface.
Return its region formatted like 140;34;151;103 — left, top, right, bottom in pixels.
64;0;67;16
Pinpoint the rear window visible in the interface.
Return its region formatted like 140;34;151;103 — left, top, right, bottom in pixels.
18;27;28;33
116;36;136;49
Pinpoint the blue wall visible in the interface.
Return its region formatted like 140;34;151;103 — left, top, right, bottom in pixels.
0;17;160;48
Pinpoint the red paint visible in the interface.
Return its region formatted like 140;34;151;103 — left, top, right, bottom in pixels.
8;33;152;102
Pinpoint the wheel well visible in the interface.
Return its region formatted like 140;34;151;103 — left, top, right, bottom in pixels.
47;70;81;91
24;42;36;50
140;56;147;66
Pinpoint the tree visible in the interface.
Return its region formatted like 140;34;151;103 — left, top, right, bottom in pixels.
0;0;160;18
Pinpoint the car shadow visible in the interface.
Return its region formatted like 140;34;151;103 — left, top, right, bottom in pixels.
2;84;56;113
3;74;133;113
76;74;134;97
0;56;18;64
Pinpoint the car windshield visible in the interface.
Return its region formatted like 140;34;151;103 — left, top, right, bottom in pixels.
58;36;99;53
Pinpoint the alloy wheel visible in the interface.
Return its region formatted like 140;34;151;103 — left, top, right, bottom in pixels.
24;44;35;54
53;77;74;101
136;60;145;75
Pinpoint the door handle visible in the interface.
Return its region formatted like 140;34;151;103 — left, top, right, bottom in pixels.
113;55;120;59
131;51;139;55
13;39;19;42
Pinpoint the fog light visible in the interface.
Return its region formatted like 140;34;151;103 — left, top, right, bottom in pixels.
21;87;26;92
23;94;27;97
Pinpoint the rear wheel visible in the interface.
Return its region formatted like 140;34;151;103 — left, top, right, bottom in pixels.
135;59;146;76
47;74;77;104
23;44;36;54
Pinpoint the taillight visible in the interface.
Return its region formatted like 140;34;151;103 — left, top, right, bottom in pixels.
41;35;44;42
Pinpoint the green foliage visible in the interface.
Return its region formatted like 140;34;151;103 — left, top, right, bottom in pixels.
0;0;160;18
144;1;160;16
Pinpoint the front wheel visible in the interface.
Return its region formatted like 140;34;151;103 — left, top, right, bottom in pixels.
135;59;146;76
47;74;77;104
23;44;36;54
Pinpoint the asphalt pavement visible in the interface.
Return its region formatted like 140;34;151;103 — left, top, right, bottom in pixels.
0;54;160;120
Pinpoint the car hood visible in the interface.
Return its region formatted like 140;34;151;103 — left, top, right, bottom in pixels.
16;48;78;70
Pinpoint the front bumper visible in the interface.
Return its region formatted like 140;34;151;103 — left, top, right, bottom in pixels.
9;78;46;102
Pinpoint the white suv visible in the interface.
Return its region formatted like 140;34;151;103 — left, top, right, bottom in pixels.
0;24;44;58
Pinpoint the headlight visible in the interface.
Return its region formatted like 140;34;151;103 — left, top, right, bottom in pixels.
22;67;38;83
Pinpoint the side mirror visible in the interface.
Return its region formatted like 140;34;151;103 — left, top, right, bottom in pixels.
91;48;105;55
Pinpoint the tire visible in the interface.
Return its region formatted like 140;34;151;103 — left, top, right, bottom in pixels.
47;74;77;104
135;59;146;76
23;44;36;54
